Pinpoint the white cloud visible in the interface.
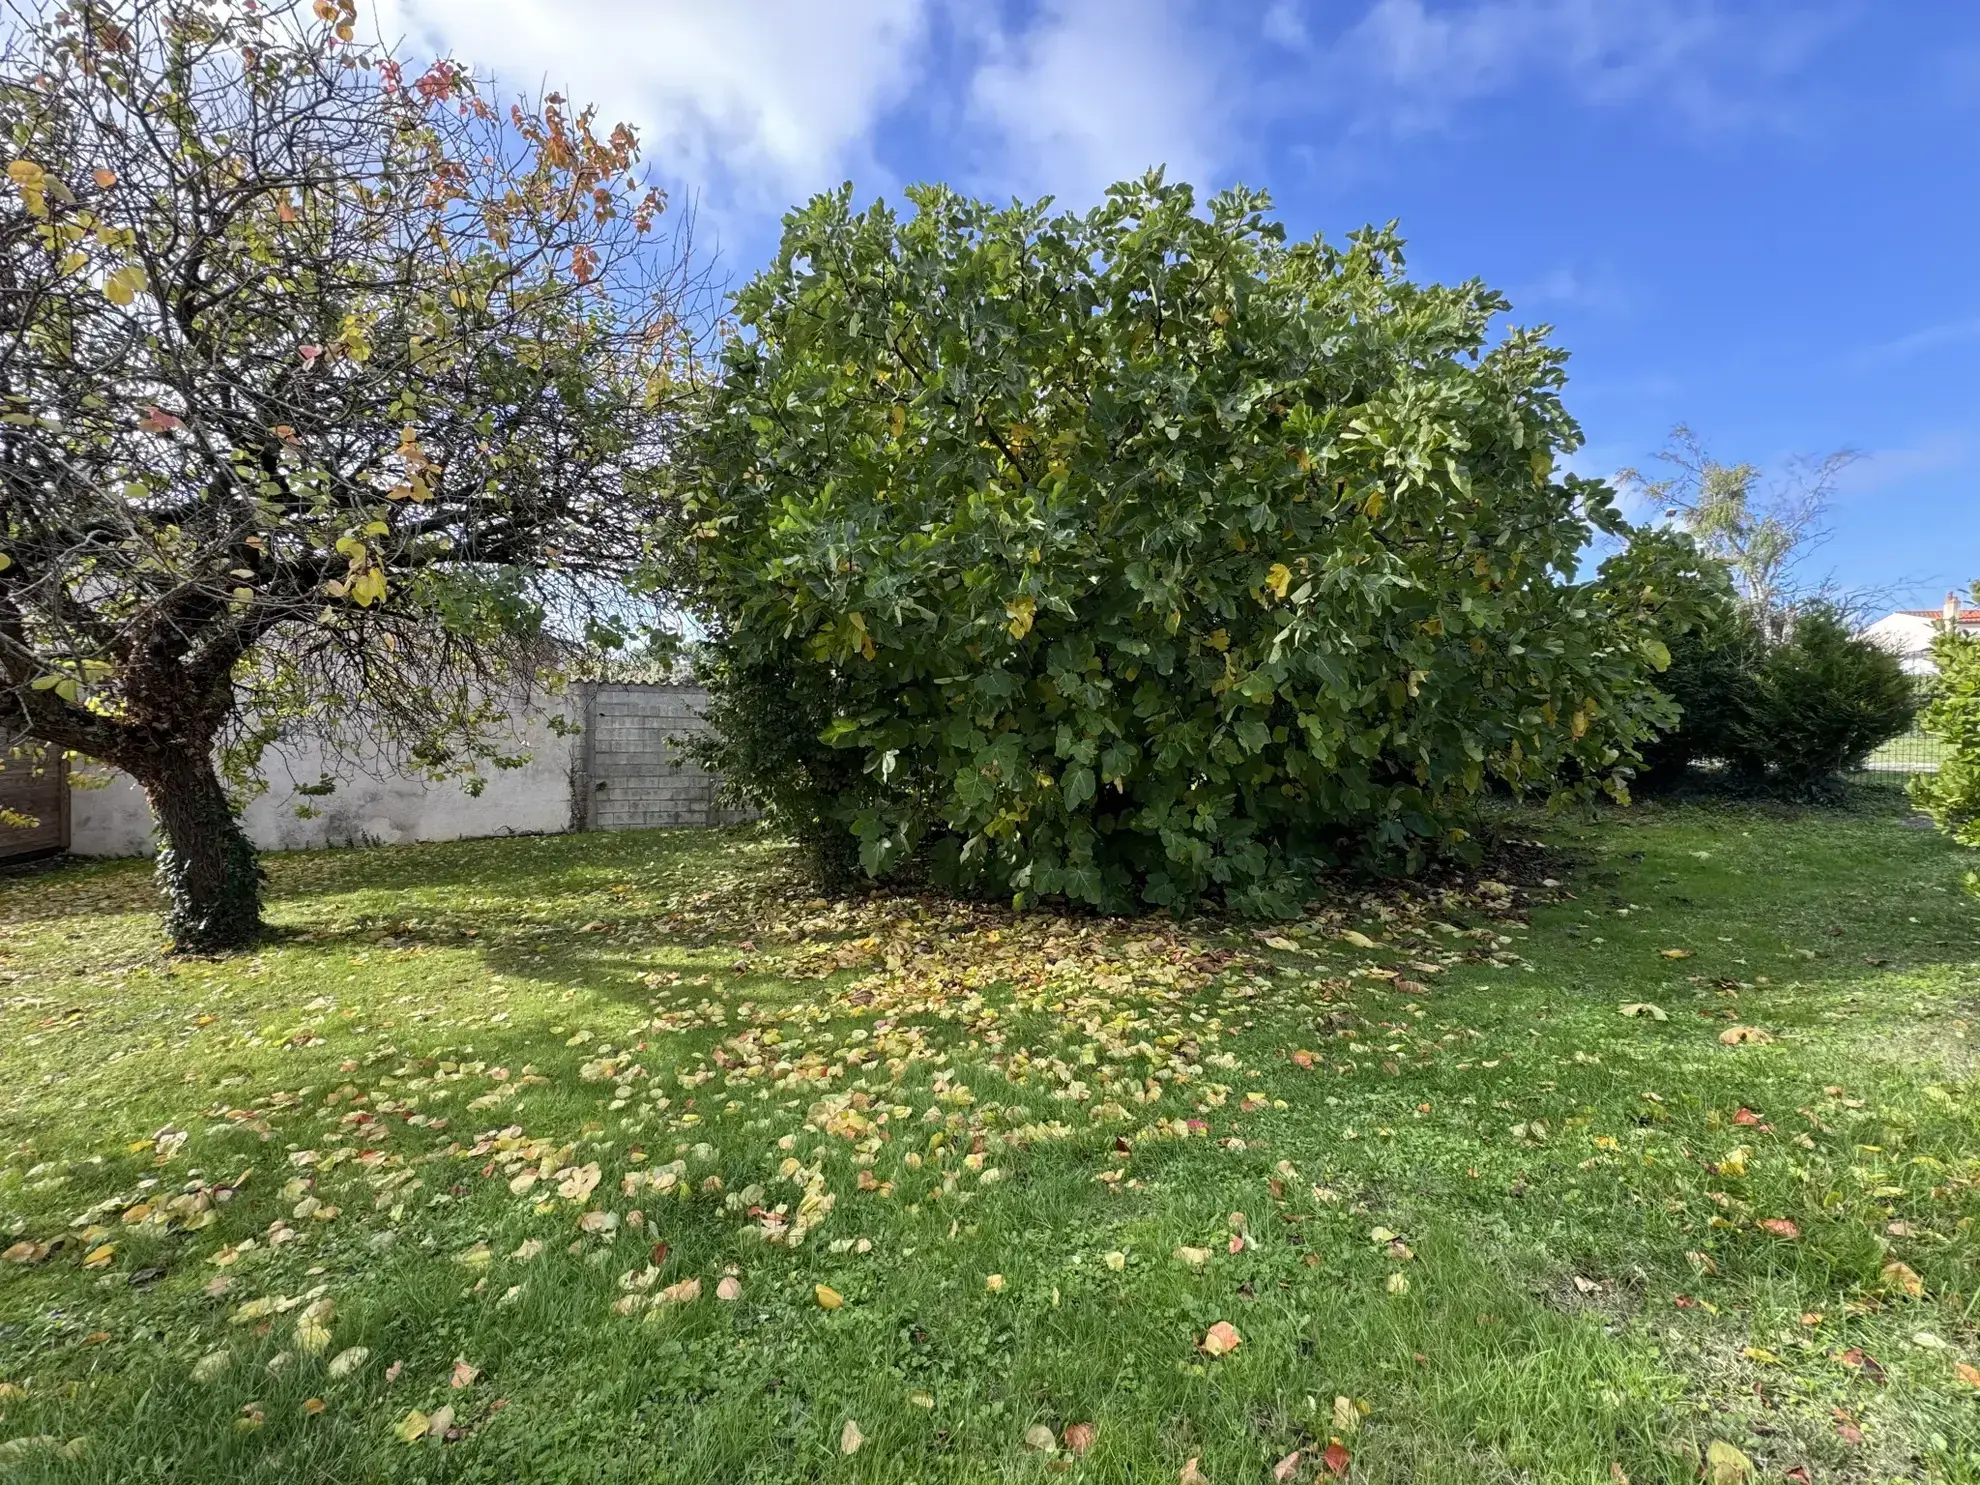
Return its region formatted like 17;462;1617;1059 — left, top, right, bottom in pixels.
1333;0;1738;131
1852;315;1980;369
1508;265;1634;318
1261;0;1309;49
368;0;1839;249
964;0;1237;206
1833;433;1973;497
378;0;930;210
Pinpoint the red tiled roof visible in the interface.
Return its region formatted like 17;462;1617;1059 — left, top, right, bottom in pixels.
1898;609;1980;623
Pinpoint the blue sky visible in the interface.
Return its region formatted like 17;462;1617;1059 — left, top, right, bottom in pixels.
390;0;1979;609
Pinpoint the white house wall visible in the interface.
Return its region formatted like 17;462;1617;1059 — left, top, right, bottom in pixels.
1861;613;1940;677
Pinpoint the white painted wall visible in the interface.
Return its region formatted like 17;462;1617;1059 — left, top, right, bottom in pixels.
70;708;579;858
1862;613;1941;677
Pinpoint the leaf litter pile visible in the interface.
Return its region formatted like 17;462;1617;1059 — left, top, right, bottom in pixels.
0;794;1976;1483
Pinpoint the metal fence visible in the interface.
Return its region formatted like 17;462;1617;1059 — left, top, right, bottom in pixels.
1864;728;1946;775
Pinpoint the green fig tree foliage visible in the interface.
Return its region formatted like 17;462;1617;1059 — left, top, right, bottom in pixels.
1912;588;1980;860
684;177;1705;915
0;0;691;948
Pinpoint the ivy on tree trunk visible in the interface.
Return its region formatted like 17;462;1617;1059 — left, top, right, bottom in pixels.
137;744;264;952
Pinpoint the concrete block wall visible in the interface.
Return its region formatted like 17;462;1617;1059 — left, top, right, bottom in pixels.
579;684;756;831
64;682;751;859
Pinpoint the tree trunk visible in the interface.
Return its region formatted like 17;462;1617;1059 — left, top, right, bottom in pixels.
134;743;264;952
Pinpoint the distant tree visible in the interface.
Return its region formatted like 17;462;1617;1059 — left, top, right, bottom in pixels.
0;0;692;949
1619;426;1856;638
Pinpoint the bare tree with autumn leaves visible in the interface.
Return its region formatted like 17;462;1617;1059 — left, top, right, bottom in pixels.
0;0;697;948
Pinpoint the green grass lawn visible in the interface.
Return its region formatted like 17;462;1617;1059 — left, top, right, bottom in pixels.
1;786;1976;1484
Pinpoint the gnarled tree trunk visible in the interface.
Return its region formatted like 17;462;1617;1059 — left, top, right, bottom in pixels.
131;742;264;952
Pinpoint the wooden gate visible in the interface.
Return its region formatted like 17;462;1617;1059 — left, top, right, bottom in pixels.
0;746;69;861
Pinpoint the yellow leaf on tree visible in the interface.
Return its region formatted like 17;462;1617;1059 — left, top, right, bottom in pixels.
1005;596;1035;640
1264;563;1292;599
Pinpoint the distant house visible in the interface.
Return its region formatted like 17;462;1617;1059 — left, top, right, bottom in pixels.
1862;596;1980;677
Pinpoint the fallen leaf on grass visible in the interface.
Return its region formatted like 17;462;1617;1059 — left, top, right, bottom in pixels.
450;1358;479;1388
510;1239;543;1261
840;1419;863;1454
1953;1361;1980;1389
293;1298;334;1355
815;1284;843;1310
1332;1396;1362;1434
1024;1424;1056;1451
1835;1416;1863;1445
985;1273;1005;1292
1757;1218;1799;1239
1386;1272;1409;1294
1660;948;1693;960
1064;1422;1096;1456
191;1351;230;1383
81;1244;115;1270
1881;1260;1924;1297
1179;1458;1209;1485
1718;1026;1773;1046
1618;1003;1667;1020
1104;1250;1127;1271
1273;1450;1301;1481
1320;1440;1351;1477
327;1347;369;1379
394;1410;429;1444
1704;1440;1751;1484
1837;1348;1886;1383
302;1396;326;1416
1340;930;1379;949
1174;1246;1212;1268
716;1276;742;1302
1199;1321;1242;1356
